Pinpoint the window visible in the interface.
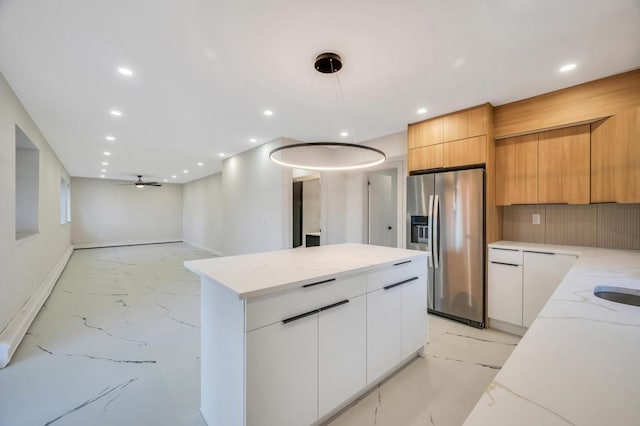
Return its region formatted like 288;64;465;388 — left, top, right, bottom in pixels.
60;177;71;224
15;125;40;240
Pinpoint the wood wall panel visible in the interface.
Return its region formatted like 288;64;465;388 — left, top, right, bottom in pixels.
408;118;443;149
503;204;640;250
538;124;590;204
496;134;538;205
544;205;597;246
494;70;640;138
596;204;640;250
443;136;486;168
502;205;545;243
408;145;443;172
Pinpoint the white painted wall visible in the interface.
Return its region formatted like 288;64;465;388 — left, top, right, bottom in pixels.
302;178;320;237
182;172;223;255
0;73;71;334
222;139;292;256
70;177;183;247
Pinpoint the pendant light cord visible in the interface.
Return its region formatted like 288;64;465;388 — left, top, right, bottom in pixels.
334;72;358;144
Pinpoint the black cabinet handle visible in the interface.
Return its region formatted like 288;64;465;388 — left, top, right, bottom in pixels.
282;309;319;324
524;250;555;255
490;261;520;267
383;276;419;290
302;278;336;288
393;260;411;266
319;299;349;312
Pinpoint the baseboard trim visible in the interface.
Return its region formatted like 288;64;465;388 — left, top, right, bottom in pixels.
73;239;183;250
0;245;74;368
183;240;223;257
488;318;527;337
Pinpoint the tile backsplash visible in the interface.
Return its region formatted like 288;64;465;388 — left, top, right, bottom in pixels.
502;204;640;250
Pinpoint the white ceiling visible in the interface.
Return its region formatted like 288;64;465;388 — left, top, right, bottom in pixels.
0;0;638;183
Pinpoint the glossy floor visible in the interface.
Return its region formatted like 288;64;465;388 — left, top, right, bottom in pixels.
0;243;520;426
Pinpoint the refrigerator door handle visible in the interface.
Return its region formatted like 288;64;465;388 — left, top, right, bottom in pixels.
427;195;434;268
433;194;440;269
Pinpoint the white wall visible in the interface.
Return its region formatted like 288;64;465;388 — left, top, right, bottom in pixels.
0;72;71;334
182;172;223;255
302;178;320;236
320;130;407;247
70;177;183;247
222;139;292;256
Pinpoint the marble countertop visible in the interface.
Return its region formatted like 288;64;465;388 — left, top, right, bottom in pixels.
184;243;427;299
465;241;640;425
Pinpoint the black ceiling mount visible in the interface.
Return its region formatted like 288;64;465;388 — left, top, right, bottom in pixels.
314;52;342;74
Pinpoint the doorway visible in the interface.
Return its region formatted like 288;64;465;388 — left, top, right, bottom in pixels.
367;168;398;247
292;170;321;248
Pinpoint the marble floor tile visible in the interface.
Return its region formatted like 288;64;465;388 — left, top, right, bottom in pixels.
0;243;521;426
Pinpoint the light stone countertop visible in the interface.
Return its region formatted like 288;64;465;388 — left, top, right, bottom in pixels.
465;241;640;426
184;243;427;299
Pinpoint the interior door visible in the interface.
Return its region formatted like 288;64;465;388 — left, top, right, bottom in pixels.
368;171;397;247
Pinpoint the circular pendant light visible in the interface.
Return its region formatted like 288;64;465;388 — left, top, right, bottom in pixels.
269;53;386;171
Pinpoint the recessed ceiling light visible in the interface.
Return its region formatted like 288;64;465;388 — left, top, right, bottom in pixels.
101;162;109;166
183;169;189;174
117;67;133;76
100;174;105;178
110;109;122;117
250;138;257;143
263;110;273;116
163;179;168;182
105;135;115;141
559;63;576;73
197;162;204;166
218;153;225;157
100;169;107;173
417;107;428;114
172;175;177;179
340;131;349;137
103;151;111;156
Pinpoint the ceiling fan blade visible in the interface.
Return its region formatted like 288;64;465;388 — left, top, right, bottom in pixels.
144;182;161;186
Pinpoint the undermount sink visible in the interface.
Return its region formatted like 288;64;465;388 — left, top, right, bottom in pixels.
594;285;640;307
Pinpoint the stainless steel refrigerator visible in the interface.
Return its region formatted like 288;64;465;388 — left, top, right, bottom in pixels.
407;168;485;328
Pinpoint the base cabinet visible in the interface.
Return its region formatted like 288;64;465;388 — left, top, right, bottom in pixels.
522;252;576;327
366;286;402;383
318;295;366;418
367;275;427;384
246;314;318;426
488;246;576;330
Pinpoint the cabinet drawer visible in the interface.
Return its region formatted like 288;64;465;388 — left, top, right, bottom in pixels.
246;272;366;331
367;256;427;292
488;248;523;265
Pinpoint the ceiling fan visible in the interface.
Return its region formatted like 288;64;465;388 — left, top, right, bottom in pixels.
127;175;162;188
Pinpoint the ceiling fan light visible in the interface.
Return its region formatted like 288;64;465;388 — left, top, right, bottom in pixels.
135;183;145;188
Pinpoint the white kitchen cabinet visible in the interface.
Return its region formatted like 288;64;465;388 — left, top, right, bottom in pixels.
246;313;318;426
367;274;427;384
186;244;428;426
522;251;576;327
366;285;402;383
401;275;428;358
488;248;524;326
318;295;366;417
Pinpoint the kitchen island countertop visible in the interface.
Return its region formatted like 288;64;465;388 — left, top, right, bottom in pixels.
185;243;427;299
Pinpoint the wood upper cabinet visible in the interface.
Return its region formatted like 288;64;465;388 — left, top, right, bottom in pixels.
538;124;590;204
408;145;443;172
443;104;489;142
591;106;640;203
407;118;443;149
443;136;486;168
496;134;538;205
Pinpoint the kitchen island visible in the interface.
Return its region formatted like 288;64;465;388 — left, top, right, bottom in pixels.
465;242;640;425
185;243;428;426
